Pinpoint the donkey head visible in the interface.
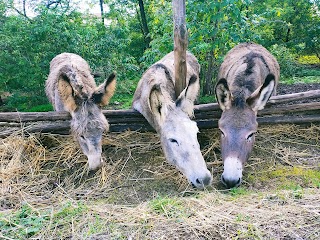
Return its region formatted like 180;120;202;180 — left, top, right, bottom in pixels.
215;74;275;188
59;69;116;171
149;76;212;189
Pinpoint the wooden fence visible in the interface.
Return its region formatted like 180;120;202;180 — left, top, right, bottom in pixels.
0;90;319;138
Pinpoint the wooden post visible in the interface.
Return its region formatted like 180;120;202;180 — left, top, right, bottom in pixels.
172;0;188;98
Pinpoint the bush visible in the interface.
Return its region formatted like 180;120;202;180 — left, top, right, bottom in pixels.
298;55;320;65
269;44;300;77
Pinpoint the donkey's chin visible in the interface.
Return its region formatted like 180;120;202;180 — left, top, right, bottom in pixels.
87;154;103;171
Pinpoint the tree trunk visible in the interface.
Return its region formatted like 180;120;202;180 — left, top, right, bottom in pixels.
202;50;215;95
23;0;27;17
285;27;291;42
138;0;151;48
172;0;188;98
99;0;105;25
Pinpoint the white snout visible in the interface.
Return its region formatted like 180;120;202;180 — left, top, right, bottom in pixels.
221;157;243;188
181;161;212;189
189;168;212;189
87;154;103;171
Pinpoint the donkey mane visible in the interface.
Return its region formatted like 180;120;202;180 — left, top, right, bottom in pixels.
231;89;247;109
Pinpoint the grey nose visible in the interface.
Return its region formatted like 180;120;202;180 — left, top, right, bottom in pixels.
194;174;212;188
221;175;241;188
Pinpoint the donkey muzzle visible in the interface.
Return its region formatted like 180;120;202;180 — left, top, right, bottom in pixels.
87;154;103;171
221;157;243;188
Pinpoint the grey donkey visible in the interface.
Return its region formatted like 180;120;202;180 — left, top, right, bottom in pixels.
46;53;116;170
215;42;280;188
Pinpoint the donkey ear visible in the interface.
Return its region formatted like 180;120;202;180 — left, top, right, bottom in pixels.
57;65;79;112
247;73;275;112
149;84;173;126
215;78;232;111
175;74;199;117
92;72;116;107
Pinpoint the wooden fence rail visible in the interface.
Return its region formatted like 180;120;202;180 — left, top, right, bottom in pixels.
0;90;319;138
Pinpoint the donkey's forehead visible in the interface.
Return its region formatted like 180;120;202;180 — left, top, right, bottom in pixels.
219;108;257;129
163;116;198;133
72;102;108;136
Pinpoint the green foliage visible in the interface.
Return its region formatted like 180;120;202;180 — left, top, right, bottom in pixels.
198;95;216;104
269;44;300;77
1;1;142;111
298;55;320;65
269;45;320;81
1;0;320;111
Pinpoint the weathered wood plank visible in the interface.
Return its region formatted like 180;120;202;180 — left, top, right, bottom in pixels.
1;89;319;123
0;111;71;122
259;102;320;115
268;89;320;104
0;90;319;138
194;89;320;112
1;112;319;138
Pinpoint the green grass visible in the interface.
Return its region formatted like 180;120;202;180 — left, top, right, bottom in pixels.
228;187;251;197
0;204;49;239
271;166;320;188
149;196;190;219
0;201;92;239
282;75;320;84
26;104;53;112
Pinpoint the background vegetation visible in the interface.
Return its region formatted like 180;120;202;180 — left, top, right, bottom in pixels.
0;0;320;111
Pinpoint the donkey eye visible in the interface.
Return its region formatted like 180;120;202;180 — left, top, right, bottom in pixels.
247;132;256;140
80;135;85;140
169;138;179;145
220;130;225;137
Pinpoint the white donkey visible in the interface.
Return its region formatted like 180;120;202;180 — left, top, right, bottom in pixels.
46;53;116;170
133;51;212;189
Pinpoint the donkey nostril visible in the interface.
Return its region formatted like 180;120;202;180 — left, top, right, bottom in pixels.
202;175;212;186
237;178;241;184
195;175;212;187
221;175;226;184
221;175;241;188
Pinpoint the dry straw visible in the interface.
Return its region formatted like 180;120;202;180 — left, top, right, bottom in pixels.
0;124;319;239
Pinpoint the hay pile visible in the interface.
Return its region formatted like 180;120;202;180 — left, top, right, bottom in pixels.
0;124;319;239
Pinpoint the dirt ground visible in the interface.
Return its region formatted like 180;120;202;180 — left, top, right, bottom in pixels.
277;82;320;94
